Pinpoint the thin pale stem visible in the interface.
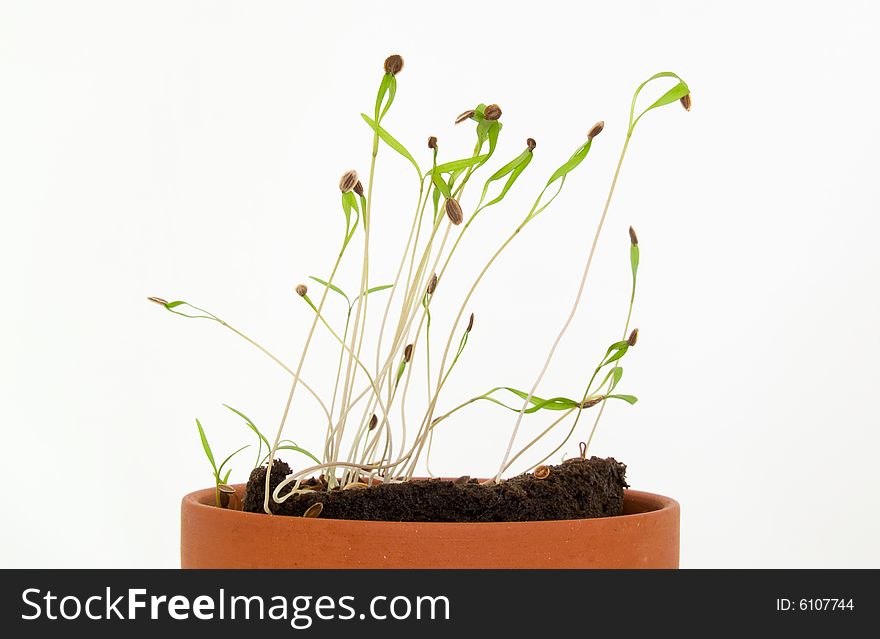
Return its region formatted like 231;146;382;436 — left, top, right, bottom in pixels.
495;134;632;482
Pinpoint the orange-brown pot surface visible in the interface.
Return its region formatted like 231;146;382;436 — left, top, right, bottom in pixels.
181;484;679;568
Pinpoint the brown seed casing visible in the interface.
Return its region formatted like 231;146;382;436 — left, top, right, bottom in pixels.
466;313;474;333
582;396;604;409
526;137;536;151
629;225;638;245
587;120;605;140
303;502;324;518
627;328;639;347
428;136;438;149
680;93;692;112
384;54;404;76
483;104;502;121
343;481;368;491
404;343;414;362
534;465;550;480
147;296;169;306
455;109;475;125
444;198;464;225
353;180;364;197
339;169;359;193
295;284;308;297
426;272;438;295
368;414;378;431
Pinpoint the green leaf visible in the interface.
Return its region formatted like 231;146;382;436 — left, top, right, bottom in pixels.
373;73;397;121
525;138;594;223
195;419;217;475
629;72;690;132
479;387;580;413
546;139;592;186
431;172;451;199
429;154;490;176
340;191;360;235
361;114;421;177
223;404;270;449
607;394;638;405
630;244;640;281
222;468;232;484
595;366;624;393
217;444;250;477
602;344;629;367
352;283;394;307
166;301;186;308
309;276;350;305
478;149;533;210
274;444;321;465
365;284;393;295
610;366;623;392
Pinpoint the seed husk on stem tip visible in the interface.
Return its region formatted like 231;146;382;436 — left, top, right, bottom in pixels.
455;109;475;125
353;181;364;197
587;121;605;140
339;169;359;193
384;54;404;76
295;284;308;297
526;138;536;151
627;328;639;347
680;93;692;112
147;296;168;306
445;198;464;225
426;273;438;295
428;136;438;149
368;414;378;431
466;313;474;333
629;225;638;245
404;343;414;362
483;104;502;121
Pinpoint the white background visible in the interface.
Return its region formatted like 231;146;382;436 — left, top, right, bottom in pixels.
1;0;878;568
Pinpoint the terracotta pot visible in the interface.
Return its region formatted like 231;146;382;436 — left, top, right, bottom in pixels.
181;484;679;568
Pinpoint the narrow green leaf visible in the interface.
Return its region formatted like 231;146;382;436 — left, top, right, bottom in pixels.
610;366;623;392
546;139;592;186
606;394;638;405
481;387;580;413
629;72;690;132
223;404;271;450
274;444;321;465
217;444;250;477
373;73;397;121
431;172;451;199
479;149;533;210
309;276;350;305
195;418;217;475
429;154;490;176
361;114;421;177
222;468;232;484
166;301;186;308
602;344;629;366
630;244;640;281
365;284;393;295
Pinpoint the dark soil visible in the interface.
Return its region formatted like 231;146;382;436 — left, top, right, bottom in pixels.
242;457;628;522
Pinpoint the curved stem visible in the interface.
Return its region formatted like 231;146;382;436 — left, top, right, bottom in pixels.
495;134;632;482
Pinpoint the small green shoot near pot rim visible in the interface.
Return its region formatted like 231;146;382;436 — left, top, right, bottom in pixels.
149;54;690;508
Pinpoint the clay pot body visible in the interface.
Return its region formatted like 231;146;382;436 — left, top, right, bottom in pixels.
181;485;679;568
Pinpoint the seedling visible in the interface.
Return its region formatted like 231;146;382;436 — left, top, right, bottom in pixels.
150;55;690;513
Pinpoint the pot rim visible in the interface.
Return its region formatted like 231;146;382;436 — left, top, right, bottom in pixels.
182;484;678;527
